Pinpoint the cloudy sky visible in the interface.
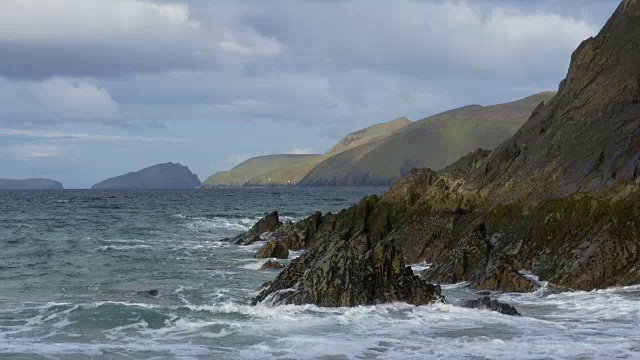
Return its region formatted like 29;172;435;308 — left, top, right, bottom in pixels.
0;0;620;188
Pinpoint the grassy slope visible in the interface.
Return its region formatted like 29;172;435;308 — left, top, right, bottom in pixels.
203;118;412;187
299;91;556;186
202;154;322;187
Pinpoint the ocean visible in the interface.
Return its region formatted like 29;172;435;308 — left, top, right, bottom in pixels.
0;188;639;359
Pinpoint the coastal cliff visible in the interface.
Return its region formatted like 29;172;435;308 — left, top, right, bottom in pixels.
238;0;640;307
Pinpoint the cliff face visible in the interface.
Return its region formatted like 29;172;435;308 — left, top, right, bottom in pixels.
92;163;200;190
465;0;640;201
248;0;640;306
299;92;555;187
0;178;63;190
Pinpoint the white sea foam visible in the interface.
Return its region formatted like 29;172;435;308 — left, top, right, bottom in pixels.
97;244;154;251
3;288;640;359
184;216;260;232
409;261;432;272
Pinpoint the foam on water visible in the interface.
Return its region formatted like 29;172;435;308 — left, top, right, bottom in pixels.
2;285;640;359
2;189;639;359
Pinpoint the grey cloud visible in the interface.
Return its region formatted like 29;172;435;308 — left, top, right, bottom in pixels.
0;0;282;80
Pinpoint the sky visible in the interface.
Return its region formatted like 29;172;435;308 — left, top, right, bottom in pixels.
0;0;621;188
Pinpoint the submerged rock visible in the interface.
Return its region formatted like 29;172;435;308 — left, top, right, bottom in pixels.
232;211;282;245
463;297;520;316
260;260;285;270
255;240;289;259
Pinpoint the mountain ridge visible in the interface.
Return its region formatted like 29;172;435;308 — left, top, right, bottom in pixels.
298;91;555;187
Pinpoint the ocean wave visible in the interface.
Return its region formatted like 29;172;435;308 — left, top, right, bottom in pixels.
3;287;640;360
97;244;154;251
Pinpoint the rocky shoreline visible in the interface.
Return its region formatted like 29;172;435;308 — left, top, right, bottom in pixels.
229;0;640;315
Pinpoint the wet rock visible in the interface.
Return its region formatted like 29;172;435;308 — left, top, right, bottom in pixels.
255;240;289;259
136;290;159;297
252;230;442;307
232;211;282;245
259;260;285;270
463;297;521;316
472;261;535;293
267;212;323;250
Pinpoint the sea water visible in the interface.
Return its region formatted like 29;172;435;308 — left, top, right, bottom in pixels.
0;188;639;359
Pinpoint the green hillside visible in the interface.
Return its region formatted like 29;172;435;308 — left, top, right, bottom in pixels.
298;91;556;186
202;154;321;187
203;117;411;187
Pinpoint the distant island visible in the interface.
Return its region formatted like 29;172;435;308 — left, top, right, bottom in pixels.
92;162;200;190
203;92;554;187
0;178;64;190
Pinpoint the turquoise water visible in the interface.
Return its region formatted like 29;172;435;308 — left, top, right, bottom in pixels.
1;188;639;359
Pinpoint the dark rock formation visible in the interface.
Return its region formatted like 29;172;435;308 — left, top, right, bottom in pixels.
0;178;63;190
232;211;282;245
462;0;640;202
255;240;289;259
261;212;323;250
260;260;285;270
463;297;520;316
246;0;640;305
92;163;200;190
252;235;442;306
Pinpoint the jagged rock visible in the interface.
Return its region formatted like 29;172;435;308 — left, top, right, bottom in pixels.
263;211;323;250
252;234;442;306
472;261;535;293
255;240;289;259
259;260;285;270
247;1;640;300
232;211;282;245
462;0;640;201
463;297;520;316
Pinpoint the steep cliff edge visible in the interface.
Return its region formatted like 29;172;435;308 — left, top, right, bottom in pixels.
245;0;640;306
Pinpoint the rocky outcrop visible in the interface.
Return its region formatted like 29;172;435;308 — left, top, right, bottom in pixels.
463;297;520;316
232;211;282;245
0;178;63;190
252;235;442;307
259;260;285;270
255;240;289;259
261;212;323;250
462;0;640;201
92;163;200;190
245;0;640;305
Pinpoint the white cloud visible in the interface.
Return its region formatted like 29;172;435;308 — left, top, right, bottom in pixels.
0;0;283;78
28;78;119;119
288;148;315;155
8;144;65;159
251;1;597;78
0;77;119;122
0;0;198;43
0;128;186;143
